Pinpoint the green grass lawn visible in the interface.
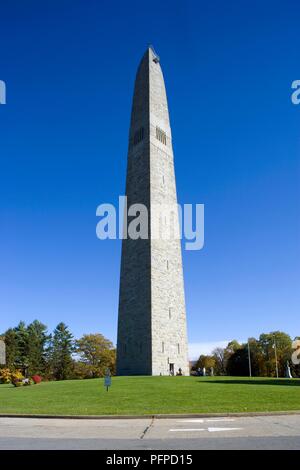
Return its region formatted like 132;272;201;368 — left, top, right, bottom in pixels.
0;376;299;416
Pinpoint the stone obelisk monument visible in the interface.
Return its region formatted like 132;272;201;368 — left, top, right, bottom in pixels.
116;47;189;376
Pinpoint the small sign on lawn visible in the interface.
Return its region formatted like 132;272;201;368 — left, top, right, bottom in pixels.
104;368;111;392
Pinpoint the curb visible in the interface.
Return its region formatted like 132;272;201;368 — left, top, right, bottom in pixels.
1;410;300;420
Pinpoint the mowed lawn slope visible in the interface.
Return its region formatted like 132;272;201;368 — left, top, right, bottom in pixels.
0;376;299;416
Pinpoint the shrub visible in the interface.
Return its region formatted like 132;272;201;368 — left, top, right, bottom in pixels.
14;381;23;387
32;375;42;384
0;368;12;384
11;370;24;387
72;362;94;380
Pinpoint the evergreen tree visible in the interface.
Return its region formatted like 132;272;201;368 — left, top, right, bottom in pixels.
27;320;50;376
3;328;18;369
13;321;30;375
226;344;249;376
49;323;75;380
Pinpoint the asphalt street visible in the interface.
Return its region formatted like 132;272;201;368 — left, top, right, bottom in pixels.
0;414;300;450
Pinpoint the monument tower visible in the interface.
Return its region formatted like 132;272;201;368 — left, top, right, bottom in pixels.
116;47;189;375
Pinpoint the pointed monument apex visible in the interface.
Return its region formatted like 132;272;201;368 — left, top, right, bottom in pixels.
148;44;160;62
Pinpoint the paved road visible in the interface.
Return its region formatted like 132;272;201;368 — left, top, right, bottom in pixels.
1;415;300;449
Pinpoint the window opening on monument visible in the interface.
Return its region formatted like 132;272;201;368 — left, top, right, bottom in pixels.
167;260;169;270
169;307;172;319
133;127;144;145
156;126;166;145
162;342;164;353
177;343;180;354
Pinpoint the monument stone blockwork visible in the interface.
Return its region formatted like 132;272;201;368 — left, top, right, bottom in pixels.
117;47;189;376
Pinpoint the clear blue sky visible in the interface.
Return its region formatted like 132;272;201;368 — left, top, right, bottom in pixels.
1;1;299;357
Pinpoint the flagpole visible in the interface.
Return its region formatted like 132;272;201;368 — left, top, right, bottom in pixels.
274;338;279;378
247;339;252;377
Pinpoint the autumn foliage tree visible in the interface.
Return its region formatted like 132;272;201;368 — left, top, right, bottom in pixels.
76;333;116;377
208;332;295;377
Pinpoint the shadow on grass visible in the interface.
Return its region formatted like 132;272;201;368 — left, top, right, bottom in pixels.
198;378;300;386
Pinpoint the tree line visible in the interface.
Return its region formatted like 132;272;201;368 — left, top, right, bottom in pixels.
193;331;300;378
2;324;299;380
0;321;116;380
